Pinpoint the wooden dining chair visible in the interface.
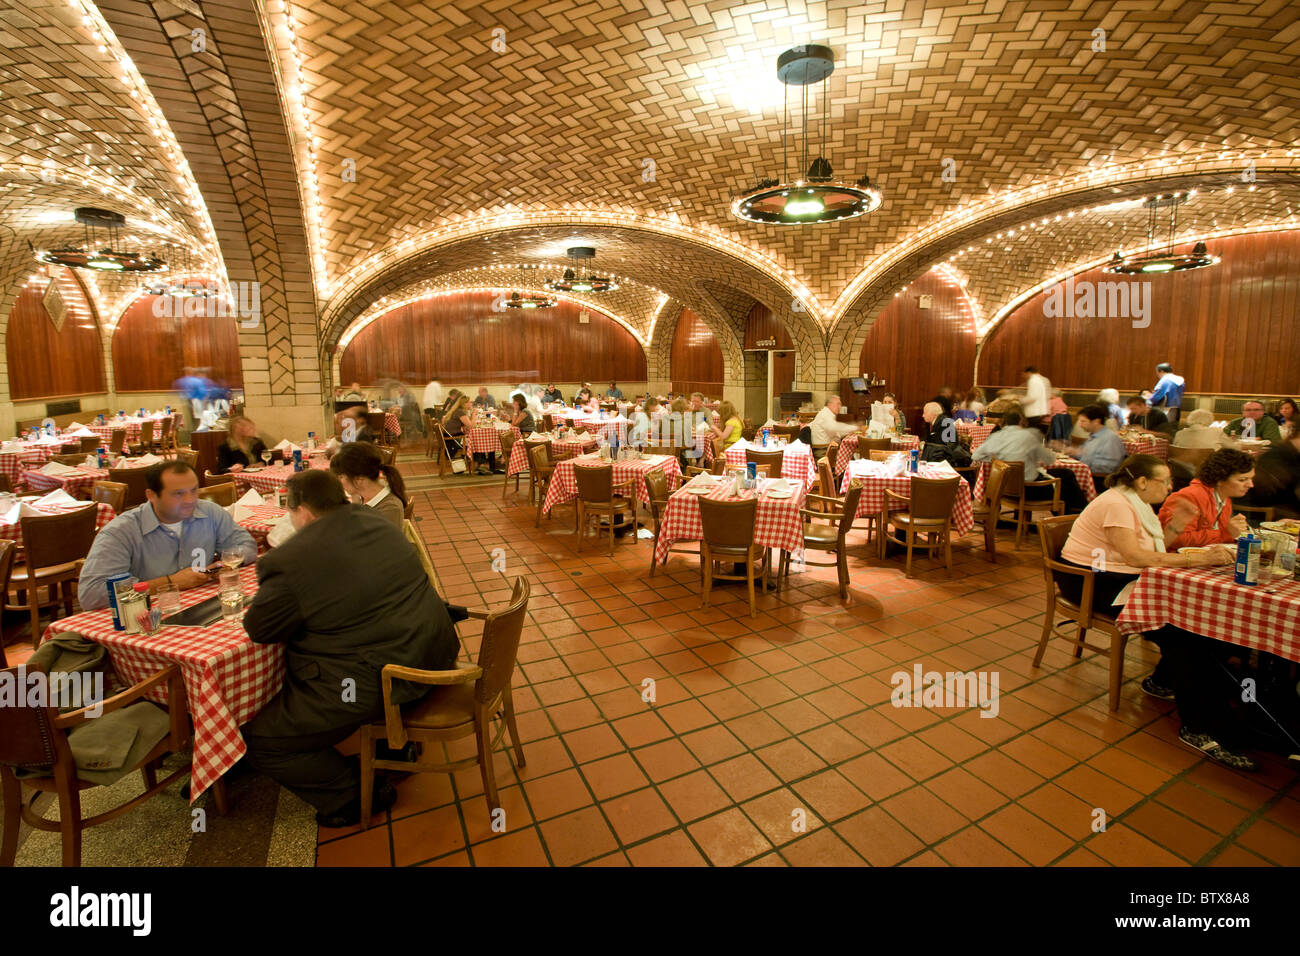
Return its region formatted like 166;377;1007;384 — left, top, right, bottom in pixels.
1034;515;1139;711
176;449;198;469
999;461;1063;550
108;429;126;455
7;504;98;642
0;542;16;668
746;448;785;479
50;454;87;466
0;663;192;866
868;449;897;461
403;497;416;521
527;443;556;528
879;475;962;577
771;425;801;442
359;578;530;824
90;480;127;515
782;484;863;599
151;417;172;455
969;460;1011;561
197;483;236;506
857;437;895;455
0;475;10;495
202;470;235;488
365;411;387;445
77;437;100;454
128;420;155;457
423;414;440;460
698;496;766;618
500;431;525;499
542;413;555;434
645;468;698;577
574;464;637;556
107;467;150;508
377;445;397;468
824;439;840;476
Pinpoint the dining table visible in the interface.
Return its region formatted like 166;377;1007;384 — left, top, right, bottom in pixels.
233;503;287;549
463;420;520;456
41;564;281;803
1116;564;1299;664
970;456;1097;503
835;434;921;474
542;452;682;515
0;443;59;486
84;413;172;444
506;434;599;476
22;463;112;498
1120;433;1170;459
0;499;115;558
955;421;997;450
653;475;808;569
723;441;817;486
228;455;331;495
839;459;976;534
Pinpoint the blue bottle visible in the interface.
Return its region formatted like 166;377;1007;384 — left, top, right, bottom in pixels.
292;448;304;472
1235;533;1261;585
96;446;107;468
106;573;132;631
909;448;919;473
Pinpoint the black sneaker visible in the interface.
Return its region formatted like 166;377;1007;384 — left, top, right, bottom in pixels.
315;778;398;828
1178;727;1259;772
1141;676;1176;701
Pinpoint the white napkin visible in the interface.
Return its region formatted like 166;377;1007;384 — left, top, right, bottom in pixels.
786;438;808;450
235;488;265;508
273;439;301;454
3;501;41;523
526;432;550;442
730;438;752;452
67;427;97;438
34;489;79;507
765;477;792;493
922;460;958;476
67;421;84;430
134;453;164;465
1;442;23;453
38;461;81;476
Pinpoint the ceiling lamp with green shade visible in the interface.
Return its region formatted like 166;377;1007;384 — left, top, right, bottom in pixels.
1104;192;1219;274
731;45;882;226
34;207;166;273
546;247;618;293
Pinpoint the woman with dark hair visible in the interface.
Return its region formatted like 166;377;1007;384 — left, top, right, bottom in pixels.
508;393;535;435
329;441;407;528
1273;397;1298;440
1157;449;1254;550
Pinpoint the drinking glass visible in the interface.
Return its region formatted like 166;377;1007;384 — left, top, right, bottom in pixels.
220;547;243;571
261;449;272;466
218;569;243;622
155;583;181;618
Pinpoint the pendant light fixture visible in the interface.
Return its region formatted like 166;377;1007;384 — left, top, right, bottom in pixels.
33;207;166;272
731;45;882;225
1104;192;1218;274
546;247;618;293
502;263;556;309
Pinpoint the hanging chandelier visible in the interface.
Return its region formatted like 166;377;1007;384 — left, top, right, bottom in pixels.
501;265;556;309
33;208;166;272
546;247;618;293
1104;193;1218;274
732;45;882;225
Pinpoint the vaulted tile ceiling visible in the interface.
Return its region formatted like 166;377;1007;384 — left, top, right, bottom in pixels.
3;0;1300;357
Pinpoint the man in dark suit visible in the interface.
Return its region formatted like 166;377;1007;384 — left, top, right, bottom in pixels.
241;470;459;827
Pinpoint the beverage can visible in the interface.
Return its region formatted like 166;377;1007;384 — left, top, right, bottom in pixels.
106;574;133;631
1234;533;1261;585
747;461;757;481
909;448;920;473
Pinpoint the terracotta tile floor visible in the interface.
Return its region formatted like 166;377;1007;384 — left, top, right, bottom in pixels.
311;465;1300;867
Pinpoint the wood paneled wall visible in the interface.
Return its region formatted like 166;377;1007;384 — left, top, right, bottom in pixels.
5;270;105;400
338;292;646;383
743;302;794;350
979;231;1300;395
859;269;977;430
112;295;243;392
670;307;724;395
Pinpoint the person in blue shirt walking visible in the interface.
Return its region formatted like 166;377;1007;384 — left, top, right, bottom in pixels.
1150;362;1185;425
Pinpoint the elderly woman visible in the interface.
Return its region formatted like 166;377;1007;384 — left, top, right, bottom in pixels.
1171;408;1236;450
1097;388;1126;430
1058;455;1258;770
1157;449;1254;549
215;414;267;473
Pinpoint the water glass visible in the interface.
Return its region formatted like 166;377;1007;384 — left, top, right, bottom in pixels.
155;583;181;618
218;569;243;622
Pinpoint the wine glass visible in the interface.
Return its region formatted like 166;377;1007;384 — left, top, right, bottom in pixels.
260;449;272;467
220;547;243;571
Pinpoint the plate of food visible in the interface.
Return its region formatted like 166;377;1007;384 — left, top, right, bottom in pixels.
1177;544;1234;555
1262;519;1300;536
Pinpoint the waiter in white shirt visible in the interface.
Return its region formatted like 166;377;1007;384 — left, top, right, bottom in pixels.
810;397;860;447
1021;365;1052;433
421;380;444;416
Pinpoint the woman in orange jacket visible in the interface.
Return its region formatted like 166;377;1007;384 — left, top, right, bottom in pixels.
1157;449;1257;549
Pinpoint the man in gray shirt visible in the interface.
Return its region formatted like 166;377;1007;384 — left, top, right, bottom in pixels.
973;410;1089;512
78;460;258;609
1071;403;1127;477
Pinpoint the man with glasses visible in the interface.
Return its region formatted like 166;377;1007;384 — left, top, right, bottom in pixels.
1225;400;1282;443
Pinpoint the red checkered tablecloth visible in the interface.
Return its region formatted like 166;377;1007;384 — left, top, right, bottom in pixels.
506;436;599;476
724;444;817;486
840;461;975;534
0;501;114;558
955;421;997;450
229;456;330;495
85;414;169;443
0;446;57;486
464;423;517;455
835;435;919;474
42;564;282;802
235;504;286;548
1116;566;1300;663
971;457;1097;503
22;465;110;498
385;411;401;437
542;454;682;514
654;478;808;565
1122;435;1169;459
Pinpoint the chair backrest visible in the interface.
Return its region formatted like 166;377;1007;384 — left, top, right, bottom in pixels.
745;449;785;473
834;485;863;537
858;437;894;452
403;496;415;520
574;463;613;503
177;449;198;469
542;413;554;433
0;475;10;494
500;430;517;457
772;425;800;440
1037;513;1077;565
0;539;17;603
997;459;1026;498
157;417;172;443
983;459;1010;509
78;436;100;453
698;495;758;549
365;411;386;436
817;457;836;498
1168;445;1212;468
475;577;531;704
107;466;150;507
403;519;441;593
378;445;397;468
908;476;962;520
139;420;154;444
711;437;725;460
644;468;669;524
51;453;87;466
528;443;552;475
21;504;99;570
868;450;895;461
109;428;126;453
203;470;235;488
198;483;236;506
0;663;65;770
90;480;127;514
